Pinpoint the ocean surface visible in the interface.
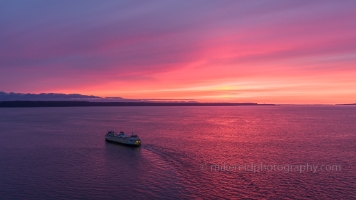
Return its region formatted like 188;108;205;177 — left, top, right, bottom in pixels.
0;106;355;199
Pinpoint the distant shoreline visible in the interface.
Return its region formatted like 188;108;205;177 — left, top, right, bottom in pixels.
0;101;275;107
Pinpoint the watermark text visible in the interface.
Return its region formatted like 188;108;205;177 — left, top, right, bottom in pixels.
201;162;341;173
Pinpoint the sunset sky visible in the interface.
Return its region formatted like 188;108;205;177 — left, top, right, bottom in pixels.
1;0;356;103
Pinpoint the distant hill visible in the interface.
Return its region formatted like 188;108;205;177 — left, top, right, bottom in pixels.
0;101;275;107
0;92;275;106
0;91;192;102
0;91;102;101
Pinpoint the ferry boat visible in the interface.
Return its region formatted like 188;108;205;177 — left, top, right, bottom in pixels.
105;131;141;147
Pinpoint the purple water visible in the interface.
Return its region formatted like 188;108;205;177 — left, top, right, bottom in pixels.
0;106;355;199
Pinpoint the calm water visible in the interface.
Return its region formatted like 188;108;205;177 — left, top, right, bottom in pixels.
0;106;355;199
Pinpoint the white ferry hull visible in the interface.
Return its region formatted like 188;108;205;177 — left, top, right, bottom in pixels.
105;134;141;147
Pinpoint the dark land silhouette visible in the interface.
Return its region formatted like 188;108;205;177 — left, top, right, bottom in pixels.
0;101;274;107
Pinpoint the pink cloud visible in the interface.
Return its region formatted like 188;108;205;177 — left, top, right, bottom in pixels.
1;1;356;103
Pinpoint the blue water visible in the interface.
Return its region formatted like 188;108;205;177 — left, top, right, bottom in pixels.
0;106;355;199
